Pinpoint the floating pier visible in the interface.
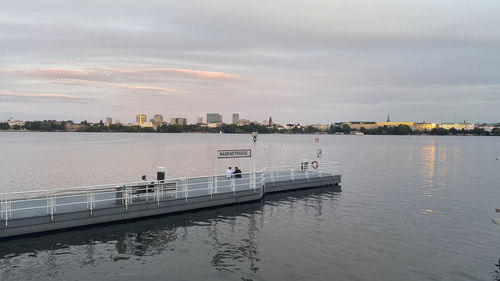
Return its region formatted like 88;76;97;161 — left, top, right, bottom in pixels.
0;161;340;239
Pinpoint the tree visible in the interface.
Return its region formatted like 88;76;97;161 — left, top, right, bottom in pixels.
342;124;351;134
449;128;458;135
430;128;448;135
492;128;500;136
0;122;10;130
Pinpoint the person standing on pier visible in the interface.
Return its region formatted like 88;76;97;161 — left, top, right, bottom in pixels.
234;167;242;178
226;167;233;178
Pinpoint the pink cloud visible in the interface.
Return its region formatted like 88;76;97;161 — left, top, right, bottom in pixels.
2;67;243;81
108;83;186;94
0;91;89;101
111;67;243;80
51;78;186;94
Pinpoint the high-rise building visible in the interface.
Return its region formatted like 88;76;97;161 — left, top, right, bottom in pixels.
207;113;222;124
232;113;239;124
136;114;147;125
105;117;112;126
170;118;187;125
197;117;203;124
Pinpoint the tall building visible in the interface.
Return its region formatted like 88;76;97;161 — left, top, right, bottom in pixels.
269;116;273;126
232;113;239;124
105;117;112;126
197;117;203;124
207;113;222;124
136;114;147;125
170;118;187;125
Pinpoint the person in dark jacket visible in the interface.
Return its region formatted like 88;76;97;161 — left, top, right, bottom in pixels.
234;167;242;178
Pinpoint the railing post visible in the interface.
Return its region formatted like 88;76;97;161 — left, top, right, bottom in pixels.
154;183;163;206
46;195;56;220
87;191;95;215
1;199;12;226
124;187;133;210
208;177;213;197
231;177;236;194
183;178;188;201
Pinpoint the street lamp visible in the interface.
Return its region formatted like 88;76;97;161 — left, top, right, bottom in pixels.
252;127;258;143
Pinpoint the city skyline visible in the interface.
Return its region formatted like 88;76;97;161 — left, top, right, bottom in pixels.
1;1;499;123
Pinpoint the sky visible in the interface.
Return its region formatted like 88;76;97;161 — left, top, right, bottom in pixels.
0;0;499;124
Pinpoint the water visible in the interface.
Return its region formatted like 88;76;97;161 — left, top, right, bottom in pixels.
1;132;500;281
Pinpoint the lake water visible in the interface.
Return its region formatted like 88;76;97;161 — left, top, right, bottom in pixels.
1;132;500;281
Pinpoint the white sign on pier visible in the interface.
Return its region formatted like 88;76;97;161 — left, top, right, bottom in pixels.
216;149;252;159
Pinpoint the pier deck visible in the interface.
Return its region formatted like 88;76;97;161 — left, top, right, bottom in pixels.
0;162;340;238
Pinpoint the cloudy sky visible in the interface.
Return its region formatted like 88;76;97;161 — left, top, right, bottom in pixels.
0;0;499;124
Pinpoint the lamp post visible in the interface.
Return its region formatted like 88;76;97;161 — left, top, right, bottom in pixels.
252;127;258;143
251;126;258;189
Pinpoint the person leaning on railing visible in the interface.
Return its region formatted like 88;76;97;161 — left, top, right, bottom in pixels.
234;167;242;178
138;175;154;193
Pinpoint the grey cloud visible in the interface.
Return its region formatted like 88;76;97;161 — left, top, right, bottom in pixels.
0;0;499;123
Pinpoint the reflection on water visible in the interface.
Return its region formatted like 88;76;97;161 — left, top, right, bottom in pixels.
421;140;436;188
493;258;500;281
0;187;340;280
420;140;463;199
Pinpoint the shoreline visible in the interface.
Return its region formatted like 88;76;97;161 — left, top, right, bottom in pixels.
0;129;496;137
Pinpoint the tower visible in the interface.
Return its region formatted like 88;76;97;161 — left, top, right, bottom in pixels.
386;114;390;122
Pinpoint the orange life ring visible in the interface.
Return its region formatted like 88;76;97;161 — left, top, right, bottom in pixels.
311;161;319;169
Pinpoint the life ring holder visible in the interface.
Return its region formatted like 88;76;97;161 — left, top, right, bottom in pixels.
311;161;319;169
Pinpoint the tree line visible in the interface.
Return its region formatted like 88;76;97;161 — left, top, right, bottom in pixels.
1;121;499;136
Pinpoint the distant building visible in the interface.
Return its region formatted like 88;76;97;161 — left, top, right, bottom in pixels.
105;117;112;127
311;124;330;131
232;113;239;124
207;113;222;124
153;114;163;123
170;118;187;125
269;117;273;126
235;119;250;126
6;120;24;127
115;120;121;125
196;117;203;124
437;123;474;131
140;122;154;128
262;120;269;126
345;121;377;130
376;122;414;128
136;114;147;125
414;123;436;131
283;124;301;130
207;123;220;128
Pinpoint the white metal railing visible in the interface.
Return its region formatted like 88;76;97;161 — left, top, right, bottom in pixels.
0;161;339;226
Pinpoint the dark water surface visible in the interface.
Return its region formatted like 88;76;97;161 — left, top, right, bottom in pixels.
1;132;500;281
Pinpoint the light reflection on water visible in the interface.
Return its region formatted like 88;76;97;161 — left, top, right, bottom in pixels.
1;133;500;281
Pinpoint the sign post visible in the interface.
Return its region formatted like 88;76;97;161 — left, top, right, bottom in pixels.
214;149;252;193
